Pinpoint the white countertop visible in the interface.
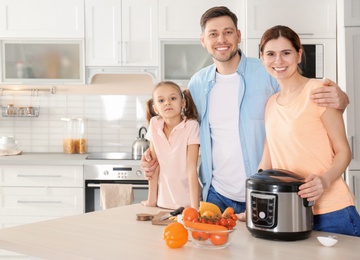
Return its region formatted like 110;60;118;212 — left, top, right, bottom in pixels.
0;152;88;165
0;152;142;166
0;204;359;260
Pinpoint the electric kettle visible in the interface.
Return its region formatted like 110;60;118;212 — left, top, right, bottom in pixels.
132;126;150;160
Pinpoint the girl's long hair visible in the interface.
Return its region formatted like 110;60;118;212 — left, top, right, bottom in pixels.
146;81;199;124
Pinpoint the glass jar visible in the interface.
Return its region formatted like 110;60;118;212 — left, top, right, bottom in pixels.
74;118;87;154
61;118;87;154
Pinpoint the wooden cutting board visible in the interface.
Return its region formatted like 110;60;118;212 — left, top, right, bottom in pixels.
151;211;177;226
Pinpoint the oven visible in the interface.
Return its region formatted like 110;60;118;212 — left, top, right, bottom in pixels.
84;152;148;213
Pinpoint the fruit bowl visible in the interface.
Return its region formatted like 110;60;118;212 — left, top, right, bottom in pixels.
186;227;236;249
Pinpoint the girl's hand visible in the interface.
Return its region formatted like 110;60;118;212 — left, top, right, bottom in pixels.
298;174;326;202
141;200;156;207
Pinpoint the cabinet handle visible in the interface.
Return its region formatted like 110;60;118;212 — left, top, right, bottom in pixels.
350;136;355;159
17;200;62;204
122;41;127;64
17;174;62;178
87;183;148;189
353;175;357;196
298;33;314;36
118;41;122;64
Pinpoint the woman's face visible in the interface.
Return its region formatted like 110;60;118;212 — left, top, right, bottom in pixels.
261;36;302;81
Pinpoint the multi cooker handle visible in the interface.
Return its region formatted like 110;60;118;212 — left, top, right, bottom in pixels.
303;199;314;207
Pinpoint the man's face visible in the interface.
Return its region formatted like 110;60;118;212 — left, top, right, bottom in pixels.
200;16;241;63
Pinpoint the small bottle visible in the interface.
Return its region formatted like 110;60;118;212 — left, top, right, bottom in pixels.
17;107;25;116
16;62;24;78
6;104;14;116
26;106;34;116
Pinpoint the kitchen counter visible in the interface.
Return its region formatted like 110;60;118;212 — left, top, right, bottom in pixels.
0;152;141;166
0;204;359;260
0;152;88;165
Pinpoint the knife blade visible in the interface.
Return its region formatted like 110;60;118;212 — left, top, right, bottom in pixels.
159;207;185;221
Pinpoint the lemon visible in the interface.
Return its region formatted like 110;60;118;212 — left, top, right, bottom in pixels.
199;201;221;217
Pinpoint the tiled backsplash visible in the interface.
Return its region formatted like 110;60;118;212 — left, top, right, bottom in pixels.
0;94;150;153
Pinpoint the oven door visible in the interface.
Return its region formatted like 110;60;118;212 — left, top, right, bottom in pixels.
85;180;148;212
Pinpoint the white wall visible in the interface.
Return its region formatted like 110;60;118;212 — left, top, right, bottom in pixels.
0;74;156;153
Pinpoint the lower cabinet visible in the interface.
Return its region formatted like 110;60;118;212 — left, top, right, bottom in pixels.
348;170;360;211
0;165;84;259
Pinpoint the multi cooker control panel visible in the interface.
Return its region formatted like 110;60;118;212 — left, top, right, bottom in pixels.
250;192;277;228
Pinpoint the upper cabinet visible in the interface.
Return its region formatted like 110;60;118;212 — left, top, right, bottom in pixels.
159;0;245;39
0;0;84;38
344;0;360;26
246;0;336;39
1;40;85;84
85;0;158;67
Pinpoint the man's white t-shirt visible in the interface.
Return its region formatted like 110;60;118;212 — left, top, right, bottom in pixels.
208;72;246;202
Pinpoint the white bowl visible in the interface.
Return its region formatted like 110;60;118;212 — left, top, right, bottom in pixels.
317;236;338;247
0;143;18;151
0;136;15;144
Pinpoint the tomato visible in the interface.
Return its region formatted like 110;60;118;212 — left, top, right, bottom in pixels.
222;207;235;218
231;214;238;221
219;217;227;227
182;207;199;222
191;231;209;241
210;234;229;246
163;222;188;248
227;218;236;228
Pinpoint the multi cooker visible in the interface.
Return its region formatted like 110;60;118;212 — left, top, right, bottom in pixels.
246;169;313;241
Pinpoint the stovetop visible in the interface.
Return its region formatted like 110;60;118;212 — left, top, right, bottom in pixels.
86;152;133;160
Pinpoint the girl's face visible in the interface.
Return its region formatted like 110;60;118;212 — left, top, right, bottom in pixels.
261;36;302;81
152;85;185;119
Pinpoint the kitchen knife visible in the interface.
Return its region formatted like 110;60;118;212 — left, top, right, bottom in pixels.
159;207;184;221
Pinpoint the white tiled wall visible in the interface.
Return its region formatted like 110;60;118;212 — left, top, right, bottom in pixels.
0;94;150;153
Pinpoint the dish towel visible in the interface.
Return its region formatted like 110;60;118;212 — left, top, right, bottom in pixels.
100;184;134;210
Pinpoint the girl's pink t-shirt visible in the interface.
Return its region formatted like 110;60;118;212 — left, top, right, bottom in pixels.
146;116;200;209
265;79;354;215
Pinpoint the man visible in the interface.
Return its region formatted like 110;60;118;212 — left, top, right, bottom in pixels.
142;6;349;215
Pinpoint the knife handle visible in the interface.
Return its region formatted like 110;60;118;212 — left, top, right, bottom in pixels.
170;207;184;216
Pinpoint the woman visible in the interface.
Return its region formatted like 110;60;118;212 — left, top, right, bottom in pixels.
259;25;360;236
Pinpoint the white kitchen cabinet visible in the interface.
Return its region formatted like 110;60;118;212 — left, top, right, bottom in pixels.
0;164;84;259
0;165;84;227
0;0;84;38
85;0;158;67
344;0;360;26
344;27;360;167
348;171;360;211
246;0;336;39
158;0;245;39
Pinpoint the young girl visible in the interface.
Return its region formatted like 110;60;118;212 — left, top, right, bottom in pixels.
141;81;200;210
258;25;360;236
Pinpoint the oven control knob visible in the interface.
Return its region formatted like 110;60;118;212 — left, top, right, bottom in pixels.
136;170;143;177
103;170;109;176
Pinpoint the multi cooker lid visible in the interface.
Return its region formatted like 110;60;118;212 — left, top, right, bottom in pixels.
246;169;305;192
